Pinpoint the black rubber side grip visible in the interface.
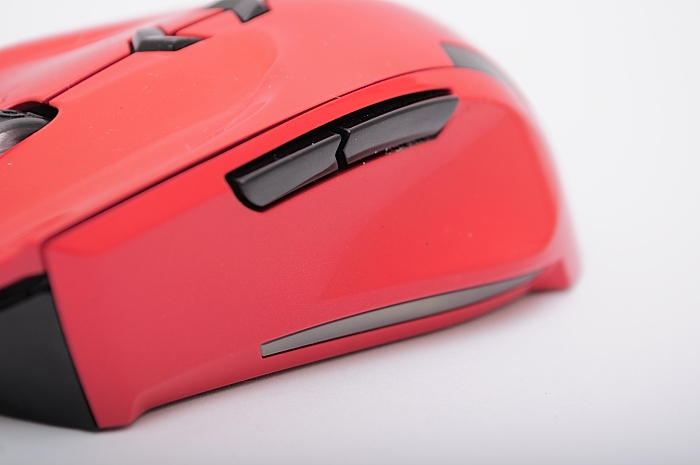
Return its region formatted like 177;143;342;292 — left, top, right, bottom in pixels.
0;277;96;430
442;43;515;89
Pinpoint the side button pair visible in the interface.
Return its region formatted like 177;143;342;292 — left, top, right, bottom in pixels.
227;92;459;210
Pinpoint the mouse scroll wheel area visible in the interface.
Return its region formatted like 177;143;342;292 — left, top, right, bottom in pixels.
131;28;201;53
0;110;49;156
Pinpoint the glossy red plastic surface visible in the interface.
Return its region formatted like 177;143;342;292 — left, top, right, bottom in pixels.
0;9;217;110
0;0;458;290
44;66;577;428
0;0;578;429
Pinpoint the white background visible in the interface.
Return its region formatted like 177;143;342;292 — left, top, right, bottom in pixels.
1;0;700;463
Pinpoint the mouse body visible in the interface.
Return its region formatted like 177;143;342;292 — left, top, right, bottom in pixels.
0;0;578;429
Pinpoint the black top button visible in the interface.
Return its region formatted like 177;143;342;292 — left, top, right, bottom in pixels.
227;133;341;209
339;95;459;164
210;0;269;22
132;28;201;52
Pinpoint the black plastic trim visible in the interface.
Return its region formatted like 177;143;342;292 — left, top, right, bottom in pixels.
0;276;97;430
210;0;269;22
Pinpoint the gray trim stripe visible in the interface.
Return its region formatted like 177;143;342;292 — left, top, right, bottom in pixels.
441;43;514;89
261;273;537;357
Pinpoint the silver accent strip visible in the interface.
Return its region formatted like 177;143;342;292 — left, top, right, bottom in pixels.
261;273;537;357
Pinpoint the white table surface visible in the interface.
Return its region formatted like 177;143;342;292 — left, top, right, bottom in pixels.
1;1;699;463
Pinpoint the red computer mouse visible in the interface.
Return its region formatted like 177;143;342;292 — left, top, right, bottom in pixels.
0;0;578;429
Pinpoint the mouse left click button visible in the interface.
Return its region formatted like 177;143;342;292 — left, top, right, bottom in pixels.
228;133;341;209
